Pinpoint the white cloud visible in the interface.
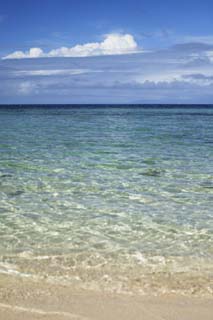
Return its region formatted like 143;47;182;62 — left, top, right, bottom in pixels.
206;50;213;62
18;81;38;95
15;69;91;76
3;33;139;60
4;48;44;59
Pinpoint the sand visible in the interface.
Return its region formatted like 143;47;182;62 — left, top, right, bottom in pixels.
0;274;213;320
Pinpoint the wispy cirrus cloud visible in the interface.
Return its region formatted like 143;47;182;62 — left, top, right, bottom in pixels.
15;69;92;76
183;73;213;80
181;35;213;45
3;33;140;59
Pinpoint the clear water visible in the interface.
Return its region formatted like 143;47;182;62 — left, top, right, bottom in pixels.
0;105;213;294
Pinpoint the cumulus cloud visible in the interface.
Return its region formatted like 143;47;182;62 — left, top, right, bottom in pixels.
5;48;44;59
3;33;139;59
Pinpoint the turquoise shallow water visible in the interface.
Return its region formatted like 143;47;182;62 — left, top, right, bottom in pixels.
0;105;213;294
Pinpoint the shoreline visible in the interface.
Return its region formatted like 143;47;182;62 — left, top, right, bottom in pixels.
0;274;213;320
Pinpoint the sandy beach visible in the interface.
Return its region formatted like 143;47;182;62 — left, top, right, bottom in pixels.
0;274;212;320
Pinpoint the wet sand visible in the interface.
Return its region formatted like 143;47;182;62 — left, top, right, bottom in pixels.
0;274;213;320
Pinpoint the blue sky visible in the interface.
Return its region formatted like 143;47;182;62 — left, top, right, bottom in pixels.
1;0;213;103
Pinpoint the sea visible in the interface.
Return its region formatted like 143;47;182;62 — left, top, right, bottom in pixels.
0;105;213;295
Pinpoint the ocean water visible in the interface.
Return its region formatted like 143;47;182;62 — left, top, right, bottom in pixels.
0;105;213;295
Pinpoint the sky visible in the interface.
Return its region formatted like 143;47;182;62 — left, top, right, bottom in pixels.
1;0;213;104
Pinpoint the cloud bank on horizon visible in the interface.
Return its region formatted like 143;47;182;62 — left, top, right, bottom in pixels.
1;36;213;104
3;34;139;59
1;30;213;104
